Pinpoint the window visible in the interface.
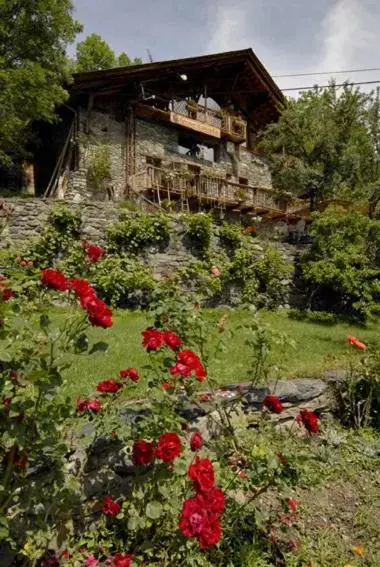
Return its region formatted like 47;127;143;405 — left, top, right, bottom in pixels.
146;156;162;167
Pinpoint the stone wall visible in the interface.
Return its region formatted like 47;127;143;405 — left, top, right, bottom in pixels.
0;198;120;247
135;117;273;188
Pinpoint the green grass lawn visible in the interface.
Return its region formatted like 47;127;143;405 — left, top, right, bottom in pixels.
61;309;380;402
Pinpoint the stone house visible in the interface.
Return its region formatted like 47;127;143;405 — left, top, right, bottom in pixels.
31;49;300;218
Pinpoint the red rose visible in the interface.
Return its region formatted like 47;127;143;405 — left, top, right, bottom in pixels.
40;269;68;291
85;297;113;328
190;431;203;452
170;362;192;378
68;278;96;304
132;440;155;465
112;553;133;567
155;432;182;462
188;457;215;492
199;487;225;518
102;495;120;516
161;381;174;390
170;350;207;382
199;520;222;549
179;497;209;537
2;288;13;301
141;328;164;351
86;244;104;263
163;330;183;350
76;399;102;412
119;368;139;382
263;394;283;414
96;380;122;394
296;409;319;434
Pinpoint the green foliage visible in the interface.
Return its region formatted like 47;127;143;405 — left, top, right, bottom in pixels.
0;269;110;560
300;207;380;320
75;33;116;72
118;52;142;67
260;83;380;203
288;308;338;325
219;221;243;250
91;255;155;307
27;204;81;267
333;348;380;429
254;244;292;309
87;144;111;189
107;212;170;254
185;213;213;256
0;0;82;164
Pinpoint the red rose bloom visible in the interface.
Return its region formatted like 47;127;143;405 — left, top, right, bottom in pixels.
161;381;174;390
119;368;139;382
85;296;113;328
69;278;96;304
132;440;155;465
188;457;215;492
2;288;13;301
296;409;319;434
163;330;183;350
179;497;209;537
76;399;102;412
200;487;225;518
190;431;203;452
142;328;165;351
155;432;182;462
287;498;300;511
40;269;68;291
170;349;207;382
86;244;104;263
112;553;133;567
263;394;283;414
96;380;122;394
199;520;222;549
102;495;120;516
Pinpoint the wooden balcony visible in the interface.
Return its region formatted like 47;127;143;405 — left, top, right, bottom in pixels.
128;166;295;214
135;101;247;143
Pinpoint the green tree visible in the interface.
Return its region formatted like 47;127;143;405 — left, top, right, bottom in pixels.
0;0;82;165
260;83;380;209
75;33;116;72
118;51;131;67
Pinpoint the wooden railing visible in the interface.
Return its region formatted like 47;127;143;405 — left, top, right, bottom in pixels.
136;100;247;142
129;166;289;212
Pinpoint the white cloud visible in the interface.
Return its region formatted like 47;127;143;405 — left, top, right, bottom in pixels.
205;2;249;54
317;0;377;71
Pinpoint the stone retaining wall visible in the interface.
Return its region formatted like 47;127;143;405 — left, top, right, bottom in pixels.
0;198;120;246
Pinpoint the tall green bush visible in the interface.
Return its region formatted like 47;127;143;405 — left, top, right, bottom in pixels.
108;212;170;254
300;207;380;320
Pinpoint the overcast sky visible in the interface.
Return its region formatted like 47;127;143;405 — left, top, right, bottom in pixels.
72;0;380;93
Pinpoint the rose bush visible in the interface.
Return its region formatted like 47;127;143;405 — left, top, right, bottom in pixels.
1;256;324;566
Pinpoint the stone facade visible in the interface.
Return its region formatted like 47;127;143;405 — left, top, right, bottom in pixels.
67;108;273;201
135;117;273;188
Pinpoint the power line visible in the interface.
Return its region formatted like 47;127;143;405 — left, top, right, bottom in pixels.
282;79;380;92
274;66;380;78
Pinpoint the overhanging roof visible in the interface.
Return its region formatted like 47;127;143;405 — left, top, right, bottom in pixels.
70;49;286;129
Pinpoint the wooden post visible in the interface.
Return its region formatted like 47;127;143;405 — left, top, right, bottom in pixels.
22;161;35;196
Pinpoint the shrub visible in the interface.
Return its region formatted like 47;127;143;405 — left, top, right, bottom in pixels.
185;213;212;256
108;212;170;254
219;221;243;250
91;255;155;307
254;244;292;309
25;204;82;268
300;207;380;321
333;338;380;428
87;144;111;190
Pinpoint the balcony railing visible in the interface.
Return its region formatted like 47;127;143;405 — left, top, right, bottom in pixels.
135;100;247;142
129;166;290;213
